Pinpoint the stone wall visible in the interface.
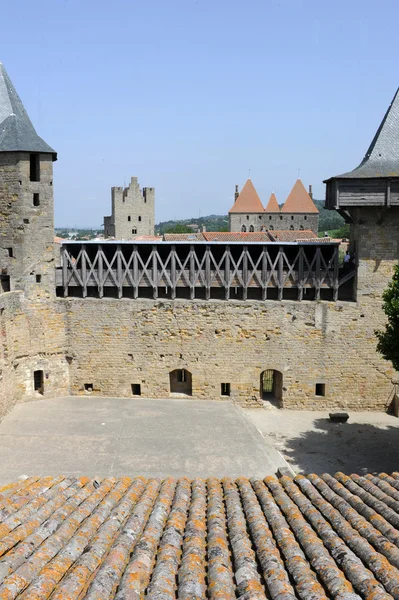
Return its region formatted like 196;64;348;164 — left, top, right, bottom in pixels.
229;212;319;235
0;292;69;420
64;293;394;410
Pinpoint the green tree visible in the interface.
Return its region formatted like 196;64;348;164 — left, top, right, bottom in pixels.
376;264;399;371
164;224;193;234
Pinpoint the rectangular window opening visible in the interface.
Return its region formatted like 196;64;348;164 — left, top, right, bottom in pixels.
128;216;131;221
131;383;141;396
7;248;13;258
33;193;40;207
221;383;231;396
29;154;40;182
35;274;41;284
138;216;142;222
1;276;10;293
315;383;326;397
132;228;137;234
84;383;93;392
34;370;44;394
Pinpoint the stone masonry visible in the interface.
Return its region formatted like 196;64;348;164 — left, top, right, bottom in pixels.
104;176;155;239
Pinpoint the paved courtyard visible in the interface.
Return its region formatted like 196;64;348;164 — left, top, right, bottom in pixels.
0;397;285;485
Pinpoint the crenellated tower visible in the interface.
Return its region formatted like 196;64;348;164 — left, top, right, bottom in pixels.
104;176;155;239
0;62;57;299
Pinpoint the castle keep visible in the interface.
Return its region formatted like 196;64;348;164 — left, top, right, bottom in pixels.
0;62;398;418
229;178;319;235
104;176;155;239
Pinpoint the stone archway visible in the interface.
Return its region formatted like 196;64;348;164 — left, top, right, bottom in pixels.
260;369;282;404
170;369;192;396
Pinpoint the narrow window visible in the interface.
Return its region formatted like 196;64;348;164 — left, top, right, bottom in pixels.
269;225;274;230
246;215;249;220
221;383;230;396
34;370;44;394
33;193;40;207
299;225;304;230
131;383;141;395
241;225;246;232
7;248;13;257
29;154;40;182
138;216;142;222
23;219;29;224
177;369;186;382
290;225;294;230
128;216;131;221
249;225;254;232
304;215;307;221
315;383;326;397
291;215;294;220
35;274;41;283
84;383;93;392
269;215;272;220
279;215;283;220
258;215;262;220
132;228;137;234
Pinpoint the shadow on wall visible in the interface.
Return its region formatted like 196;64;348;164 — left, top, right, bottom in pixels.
281;417;399;476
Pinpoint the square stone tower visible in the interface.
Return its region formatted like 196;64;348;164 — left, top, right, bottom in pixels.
104;176;155;239
0;62;57;299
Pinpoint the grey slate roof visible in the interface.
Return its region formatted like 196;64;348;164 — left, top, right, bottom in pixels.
330;87;399;179
0;62;56;158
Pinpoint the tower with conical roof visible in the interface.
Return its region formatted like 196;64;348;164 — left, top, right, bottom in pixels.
228;179;265;232
325;87;399;296
0;61;56;297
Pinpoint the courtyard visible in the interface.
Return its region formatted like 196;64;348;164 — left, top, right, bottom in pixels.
0;396;398;485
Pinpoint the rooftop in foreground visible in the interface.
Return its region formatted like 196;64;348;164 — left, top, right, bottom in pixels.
1;470;399;598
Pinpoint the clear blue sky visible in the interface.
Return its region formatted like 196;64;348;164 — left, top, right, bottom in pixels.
2;0;398;226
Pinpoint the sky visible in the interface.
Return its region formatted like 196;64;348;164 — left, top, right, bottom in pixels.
1;0;399;227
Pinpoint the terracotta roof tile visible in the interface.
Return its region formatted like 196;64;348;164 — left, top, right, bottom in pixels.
1;471;399;597
264;192;280;212
163;233;204;241
281;179;319;213
203;231;270;242
268;229;318;242
228;179;265;213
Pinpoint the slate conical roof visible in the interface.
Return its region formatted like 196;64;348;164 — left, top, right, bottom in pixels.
0;62;56;158
228;179;264;213
264;192;280;212
333;87;399;179
281;179;319;213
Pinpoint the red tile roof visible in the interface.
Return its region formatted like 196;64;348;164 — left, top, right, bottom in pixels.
264;192;280;212
163;233;204;241
268;229;318;242
2;471;399;598
281;179;319;213
228;179;265;214
203;231;270;242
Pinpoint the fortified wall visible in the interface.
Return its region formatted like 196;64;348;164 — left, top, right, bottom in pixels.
0;62;398;420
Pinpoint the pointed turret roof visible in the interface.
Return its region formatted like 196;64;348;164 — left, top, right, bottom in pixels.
264;192;280;213
0;62;56;158
228;179;264;213
330;87;399;179
281;179;319;213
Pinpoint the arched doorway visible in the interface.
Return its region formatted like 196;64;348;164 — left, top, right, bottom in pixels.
260;370;282;404
170;369;192;396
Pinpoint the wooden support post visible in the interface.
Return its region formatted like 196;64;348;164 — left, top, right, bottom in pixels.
117;244;123;298
261;246;267;300
225;246;230;300
62;246;68;297
133;245;138;299
242;245;248;300
333;246;339;301
81;245;87;298
315;247;321;301
298;247;304;301
171;245;176;299
98;245;104;298
152;245;158;299
205;245;211;300
190;245;195;299
386;179;391;207
278;247;283;301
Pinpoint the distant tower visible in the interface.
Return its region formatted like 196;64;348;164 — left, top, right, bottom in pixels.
104;176;155;239
325;87;399;297
0;62;57;298
228;179;264;232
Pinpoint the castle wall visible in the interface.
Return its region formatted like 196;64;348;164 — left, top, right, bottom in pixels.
64;291;393;410
229;212;319;234
0;292;69;420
